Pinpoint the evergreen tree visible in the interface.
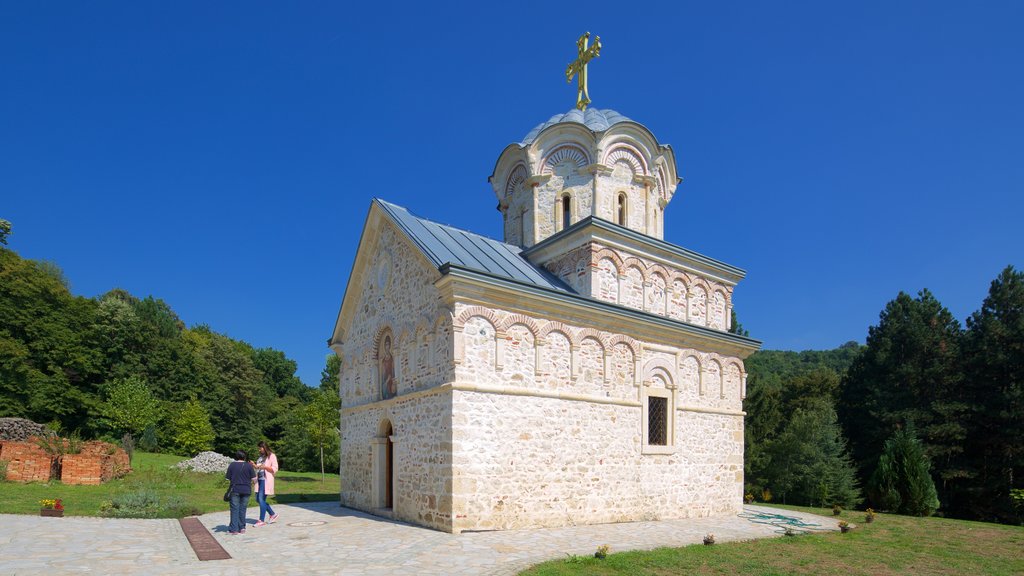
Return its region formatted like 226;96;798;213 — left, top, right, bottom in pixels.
761;399;861;507
729;309;749;337
961;266;1024;523
839;290;967;507
320;354;341;394
868;424;940;516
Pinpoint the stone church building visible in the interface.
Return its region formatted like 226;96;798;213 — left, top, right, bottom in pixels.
329;107;760;533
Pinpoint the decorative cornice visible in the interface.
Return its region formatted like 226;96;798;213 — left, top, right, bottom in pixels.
523;216;747;284
340;380;746;416
436;263;760;358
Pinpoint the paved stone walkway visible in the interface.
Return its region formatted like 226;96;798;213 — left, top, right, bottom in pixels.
0;504;840;575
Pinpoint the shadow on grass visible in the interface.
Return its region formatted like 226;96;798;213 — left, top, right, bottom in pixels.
274;493;338;504
277;475;321;483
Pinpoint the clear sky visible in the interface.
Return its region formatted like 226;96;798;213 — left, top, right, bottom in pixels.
3;2;1022;387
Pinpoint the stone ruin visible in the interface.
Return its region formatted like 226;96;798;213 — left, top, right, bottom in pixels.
0;417;50;442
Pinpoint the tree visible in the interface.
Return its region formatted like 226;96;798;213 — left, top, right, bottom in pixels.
101;375;161;459
729;309;749;337
839;290;966;506
320;354;341;394
961;265;1024;523
305;388;340;482
0;219;11;245
868;425;940;516
760;399;861;507
170;397;216;456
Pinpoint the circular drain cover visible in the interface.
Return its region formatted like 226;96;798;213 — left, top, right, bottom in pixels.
287;521;327;527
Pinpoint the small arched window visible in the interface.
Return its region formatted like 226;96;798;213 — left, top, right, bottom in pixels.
561;193;572;230
617;193;627;225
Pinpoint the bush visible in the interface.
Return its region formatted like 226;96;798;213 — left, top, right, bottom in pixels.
868;425;940;516
0;459;7;481
100;489;198;518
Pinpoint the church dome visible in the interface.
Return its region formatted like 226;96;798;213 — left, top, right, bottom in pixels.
520;108;632;145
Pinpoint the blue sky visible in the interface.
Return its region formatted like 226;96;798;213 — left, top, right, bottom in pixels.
3;2;1022;386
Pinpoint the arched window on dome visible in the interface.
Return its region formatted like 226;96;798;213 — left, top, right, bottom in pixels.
616;193;628;226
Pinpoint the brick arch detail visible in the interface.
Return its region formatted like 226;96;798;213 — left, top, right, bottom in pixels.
454;306;501;329
606;334;640;359
576;328;607;351
538;321;579;347
593;249;624;275
622;258;649;282
498;314;542;338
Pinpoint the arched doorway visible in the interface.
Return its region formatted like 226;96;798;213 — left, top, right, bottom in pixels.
373;418;395;513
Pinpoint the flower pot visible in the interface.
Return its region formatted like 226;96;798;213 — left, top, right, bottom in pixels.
840;525;851;533
40;508;64;518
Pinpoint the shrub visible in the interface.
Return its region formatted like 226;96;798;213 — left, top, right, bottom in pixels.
0;459;7;481
868;425;940;516
100;489;196;518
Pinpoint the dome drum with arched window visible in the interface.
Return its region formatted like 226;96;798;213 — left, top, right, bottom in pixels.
489;108;680;249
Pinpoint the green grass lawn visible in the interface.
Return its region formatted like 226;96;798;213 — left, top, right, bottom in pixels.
0;451;341;518
519;505;1024;576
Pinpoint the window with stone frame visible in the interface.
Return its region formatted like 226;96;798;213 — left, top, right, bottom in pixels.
647;396;668;445
642;372;676;455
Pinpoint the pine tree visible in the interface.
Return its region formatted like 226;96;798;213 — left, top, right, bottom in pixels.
839;289;966;507
961;266;1024;523
868;425;940;516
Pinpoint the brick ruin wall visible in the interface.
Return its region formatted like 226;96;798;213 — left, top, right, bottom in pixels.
0;438;130;484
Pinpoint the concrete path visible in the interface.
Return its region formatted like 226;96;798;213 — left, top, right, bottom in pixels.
0;504;840;575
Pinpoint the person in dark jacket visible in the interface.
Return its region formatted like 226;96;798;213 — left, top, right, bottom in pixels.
225;450;257;534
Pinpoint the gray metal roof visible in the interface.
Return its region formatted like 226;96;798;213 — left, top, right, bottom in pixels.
520;108;632;145
375;199;574;293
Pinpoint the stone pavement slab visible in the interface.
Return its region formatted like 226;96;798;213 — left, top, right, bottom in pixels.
0;503;839;575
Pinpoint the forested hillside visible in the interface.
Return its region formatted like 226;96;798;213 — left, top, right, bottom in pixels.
744;267;1024;525
0;229;338;473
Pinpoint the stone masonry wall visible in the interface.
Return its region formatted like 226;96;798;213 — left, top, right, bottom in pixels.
451;392;743;532
451;302;746;531
339;224;451;408
338;220;456;532
340;391;453;532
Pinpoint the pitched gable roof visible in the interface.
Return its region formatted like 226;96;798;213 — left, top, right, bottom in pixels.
375;199;572;293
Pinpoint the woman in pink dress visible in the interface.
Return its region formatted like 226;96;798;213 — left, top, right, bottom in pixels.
252;441;279;526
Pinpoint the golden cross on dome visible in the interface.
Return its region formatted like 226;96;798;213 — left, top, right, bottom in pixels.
566;32;601;111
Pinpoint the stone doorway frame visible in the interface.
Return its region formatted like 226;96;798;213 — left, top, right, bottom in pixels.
372;418;396;514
